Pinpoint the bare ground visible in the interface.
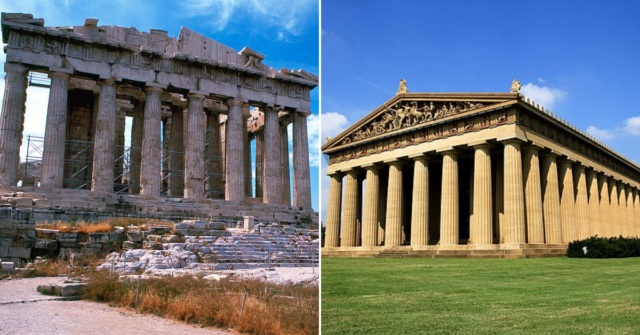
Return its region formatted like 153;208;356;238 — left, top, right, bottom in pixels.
0;277;233;335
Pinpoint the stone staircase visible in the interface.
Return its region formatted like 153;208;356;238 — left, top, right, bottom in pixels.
323;244;567;259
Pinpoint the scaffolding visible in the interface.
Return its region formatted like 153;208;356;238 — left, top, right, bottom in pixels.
204;127;225;199
22;135;44;187
63;139;93;190
160;149;185;197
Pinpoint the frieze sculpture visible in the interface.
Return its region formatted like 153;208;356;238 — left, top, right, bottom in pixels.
341;100;485;145
397;79;409;94
510;79;522;93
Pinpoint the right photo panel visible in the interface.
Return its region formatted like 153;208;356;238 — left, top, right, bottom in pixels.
320;0;640;334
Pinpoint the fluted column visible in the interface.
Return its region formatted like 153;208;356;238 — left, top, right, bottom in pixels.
558;159;577;243
225;97;246;202
341;170;359;247
361;165;380;247
440;151;459;245
263;106;283;204
617;181;628;237
522;145;544;244
541;153;563;243
609;179;621;237
0;63;28;187
625;185;635;237
292;111;312;209
243;111;252;198
206;109;224;199
255;130;264;198
633;188;640;236
168;105;184;196
184;93;205;199
139;86;163;197
41;71;71;189
325;172;343;248
280;117;292;205
586;170;601;237
411;156;430;246
598;175;612;237
129;99;144;194
573;165;591;240
471;145;493;245
91;78;117;193
385;160;404;246
503;140;526;244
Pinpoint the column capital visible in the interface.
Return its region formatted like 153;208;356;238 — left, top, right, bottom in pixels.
408;154;430;162
327;171;344;179
501;138;524;146
521;143;542;152
342;168;360;177
557;156;576;164
436;147;459;156
573;164;587;172
540;151;558;158
187;92;206;101
144;85;165;94
4;62;27;74
362;163;382;171
99;77;118;87
293;109;312;117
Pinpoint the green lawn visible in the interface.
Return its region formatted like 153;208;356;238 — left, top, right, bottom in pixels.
321;257;640;334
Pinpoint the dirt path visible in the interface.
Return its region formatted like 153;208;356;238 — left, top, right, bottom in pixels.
0;277;233;334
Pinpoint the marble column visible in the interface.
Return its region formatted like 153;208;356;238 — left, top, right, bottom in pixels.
225;97;246;202
41;71;71;189
263;106;283;204
129;99;144;194
139;86;163;197
280;117;292;205
91;78;117;193
206;109;224;199
558;159;577;243
574;165;591;240
609;179;621;237
440;151;459;246
0;63;28;187
598;175;612;237
243;111;252;198
362;165;380;247
292;111;312;209
325;172;343;248
471;145;493;245
341;170;359;247
184;93;205;199
617;181;628;237
625;185;635;237
169;105;184;196
522;145;544;244
411;156;429;246
385;160;404;246
255;130;264;198
633;188;640;236
541;153;563;243
503;140;526;244
586;170;601;237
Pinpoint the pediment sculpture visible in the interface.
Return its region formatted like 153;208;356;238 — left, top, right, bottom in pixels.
341;100;486;145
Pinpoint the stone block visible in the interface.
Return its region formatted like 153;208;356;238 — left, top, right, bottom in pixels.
8;247;31;258
36;228;59;239
14;198;33;207
35;239;58;250
89;232;110;243
210;221;226;230
161;235;180;243
0;246;8;257
126;230;142;242
244;216;255;231
16;221;35;230
143;241;163;250
1;262;14;270
1;238;12;247
81;242;103;249
114;226;125;234
81;247;102;255
60;242;82;249
123;241;141;250
58;233;78;243
148;226;171;234
109;232;126;242
174;222;193;230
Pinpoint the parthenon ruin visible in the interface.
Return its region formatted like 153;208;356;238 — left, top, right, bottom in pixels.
0;13;318;224
322;80;640;258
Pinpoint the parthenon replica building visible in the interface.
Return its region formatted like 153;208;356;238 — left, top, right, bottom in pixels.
0;13;318;224
322;80;640;258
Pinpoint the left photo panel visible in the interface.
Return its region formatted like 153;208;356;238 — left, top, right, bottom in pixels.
0;1;319;334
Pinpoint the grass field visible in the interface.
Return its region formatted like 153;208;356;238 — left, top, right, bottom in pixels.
321;257;640;334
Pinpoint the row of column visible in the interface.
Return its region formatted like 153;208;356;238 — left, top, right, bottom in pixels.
0;64;313;209
325;140;640;248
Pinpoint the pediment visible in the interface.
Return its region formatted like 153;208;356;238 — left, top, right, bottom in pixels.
322;93;518;151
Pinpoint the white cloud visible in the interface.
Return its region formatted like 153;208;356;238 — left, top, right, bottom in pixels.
624;116;640;136
306;113;320;167
587;126;616;141
321;112;349;143
521;83;567;108
182;0;316;39
537;78;546;84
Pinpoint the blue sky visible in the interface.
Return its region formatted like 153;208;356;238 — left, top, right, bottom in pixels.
320;0;640;222
0;0;320;210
